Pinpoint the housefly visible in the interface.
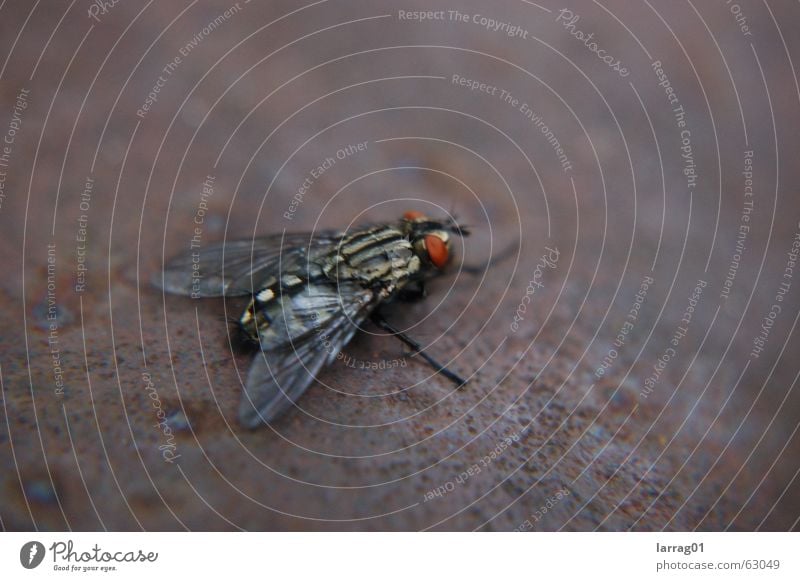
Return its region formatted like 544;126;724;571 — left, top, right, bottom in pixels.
155;211;469;428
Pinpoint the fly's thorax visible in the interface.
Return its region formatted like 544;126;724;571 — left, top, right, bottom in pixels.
322;224;421;288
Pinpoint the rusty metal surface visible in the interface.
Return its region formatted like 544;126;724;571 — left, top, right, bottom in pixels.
1;0;799;530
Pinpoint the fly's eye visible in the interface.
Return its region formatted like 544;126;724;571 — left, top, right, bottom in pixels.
403;210;426;221
424;234;449;268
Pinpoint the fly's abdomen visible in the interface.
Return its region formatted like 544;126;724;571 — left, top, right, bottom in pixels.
240;277;373;350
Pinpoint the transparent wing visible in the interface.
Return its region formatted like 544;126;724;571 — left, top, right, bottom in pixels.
238;282;375;427
154;231;340;297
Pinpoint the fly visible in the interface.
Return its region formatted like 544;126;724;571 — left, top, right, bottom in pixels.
155;211;470;428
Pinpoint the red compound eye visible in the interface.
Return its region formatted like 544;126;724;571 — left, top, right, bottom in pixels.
424;234;449;268
403;210;426;221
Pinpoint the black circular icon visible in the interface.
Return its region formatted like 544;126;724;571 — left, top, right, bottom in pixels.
19;541;45;569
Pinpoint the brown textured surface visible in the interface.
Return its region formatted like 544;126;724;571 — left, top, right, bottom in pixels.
1;0;799;530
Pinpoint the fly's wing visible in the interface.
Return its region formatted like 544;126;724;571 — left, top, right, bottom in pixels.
238;282;375;428
154;232;340;297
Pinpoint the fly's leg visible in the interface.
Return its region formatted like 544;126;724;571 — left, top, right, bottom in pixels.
370;313;467;387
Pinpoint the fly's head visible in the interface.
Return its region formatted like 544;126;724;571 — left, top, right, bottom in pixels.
402;210;469;278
